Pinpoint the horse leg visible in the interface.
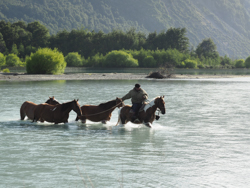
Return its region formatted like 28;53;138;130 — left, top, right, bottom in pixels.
101;120;107;124
75;115;79;121
81;119;86;124
20;110;26;120
144;122;152;128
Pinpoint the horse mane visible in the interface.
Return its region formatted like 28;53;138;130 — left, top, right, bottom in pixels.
98;99;116;110
61;100;74;112
143;97;160;112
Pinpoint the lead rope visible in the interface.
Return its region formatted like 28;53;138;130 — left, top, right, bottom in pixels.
80;102;123;117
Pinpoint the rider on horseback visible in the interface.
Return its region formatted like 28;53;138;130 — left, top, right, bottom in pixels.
122;83;148;122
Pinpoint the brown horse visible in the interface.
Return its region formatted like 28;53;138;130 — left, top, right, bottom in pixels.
116;96;166;128
20;96;60;121
75;97;124;124
33;99;82;124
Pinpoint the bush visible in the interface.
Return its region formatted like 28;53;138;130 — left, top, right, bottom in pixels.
235;59;245;68
142;56;157;67
2;68;10;73
103;50;138;67
0;53;5;68
65;52;82;67
5;54;21;67
26;48;66;74
184;59;197;68
85;53;104;67
245;56;250;68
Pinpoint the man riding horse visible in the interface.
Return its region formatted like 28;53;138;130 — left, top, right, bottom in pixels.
122;83;148;122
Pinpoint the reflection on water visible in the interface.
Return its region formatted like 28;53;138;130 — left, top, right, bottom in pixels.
1;79;250;187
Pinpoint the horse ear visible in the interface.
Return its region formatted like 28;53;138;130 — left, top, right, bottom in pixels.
77;99;79;101
162;95;164;98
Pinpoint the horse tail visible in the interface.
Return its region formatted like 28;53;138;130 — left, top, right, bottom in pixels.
20;101;27;120
115;108;122;126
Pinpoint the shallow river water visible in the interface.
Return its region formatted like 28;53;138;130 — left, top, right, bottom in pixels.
0;78;250;187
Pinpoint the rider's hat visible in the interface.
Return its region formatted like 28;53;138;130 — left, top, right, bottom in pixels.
135;83;140;88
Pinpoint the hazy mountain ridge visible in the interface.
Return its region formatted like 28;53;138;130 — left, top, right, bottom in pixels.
0;0;250;58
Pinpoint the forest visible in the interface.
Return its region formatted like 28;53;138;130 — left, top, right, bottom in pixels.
1;20;250;74
1;0;250;59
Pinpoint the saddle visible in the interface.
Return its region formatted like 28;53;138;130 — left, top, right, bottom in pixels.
129;102;148;113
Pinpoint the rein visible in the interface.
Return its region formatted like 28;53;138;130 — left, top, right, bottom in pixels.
81;102;123;117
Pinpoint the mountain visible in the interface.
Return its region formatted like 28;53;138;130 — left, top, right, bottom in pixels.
0;0;250;58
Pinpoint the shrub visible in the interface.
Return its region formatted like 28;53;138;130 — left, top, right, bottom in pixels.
65;52;82;67
103;50;138;67
26;48;66;74
245;56;250;68
142;56;157;67
5;54;21;67
2;68;10;73
184;59;197;68
85;53;104;67
235;59;245;68
0;52;5;67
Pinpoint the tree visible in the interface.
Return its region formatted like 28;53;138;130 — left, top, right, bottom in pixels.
235;59;245;68
0;32;6;53
11;44;19;55
244;56;250;68
184;59;197;68
196;38;220;60
165;27;189;52
142;56;157;67
103;50;138;67
5;53;21;67
0;52;5;67
27;21;50;48
65;52;82;67
26;48;66;74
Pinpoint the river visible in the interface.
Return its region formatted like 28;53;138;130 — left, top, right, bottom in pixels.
0;78;250;187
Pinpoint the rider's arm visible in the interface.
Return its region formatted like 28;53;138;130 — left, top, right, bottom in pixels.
122;90;132;101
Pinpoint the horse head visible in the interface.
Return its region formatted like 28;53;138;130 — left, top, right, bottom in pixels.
116;97;124;108
45;96;60;105
155;96;165;114
72;99;82;117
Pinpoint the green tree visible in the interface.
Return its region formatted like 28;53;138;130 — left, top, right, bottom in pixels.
244;56;250;68
0;52;5;67
184;59;197;68
26;48;66;74
103;50;138;67
0;32;6;53
235;59;245;68
5;53;21;67
196;38;220;60
142;56;157;67
27;21;50;48
65;52;82;67
220;55;233;67
11;44;19;55
165;27;189;52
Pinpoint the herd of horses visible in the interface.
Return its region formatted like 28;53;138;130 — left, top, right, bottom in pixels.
20;96;166;128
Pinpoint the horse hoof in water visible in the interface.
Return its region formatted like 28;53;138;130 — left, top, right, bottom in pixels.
144;123;152;128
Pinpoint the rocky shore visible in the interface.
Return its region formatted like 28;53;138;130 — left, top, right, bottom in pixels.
0;72;249;82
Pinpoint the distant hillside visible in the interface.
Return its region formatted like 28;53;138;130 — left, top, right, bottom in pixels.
1;0;250;58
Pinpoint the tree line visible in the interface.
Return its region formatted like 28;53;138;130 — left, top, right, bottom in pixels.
0;20;249;72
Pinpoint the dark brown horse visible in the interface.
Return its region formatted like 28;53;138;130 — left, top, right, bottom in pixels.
20;96;60;121
116;96;165;128
33;99;82;124
75;97;124;124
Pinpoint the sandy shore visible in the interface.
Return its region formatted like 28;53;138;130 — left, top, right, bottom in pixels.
0;72;250;81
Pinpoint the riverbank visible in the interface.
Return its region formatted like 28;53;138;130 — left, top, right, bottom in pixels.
0;72;250;81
